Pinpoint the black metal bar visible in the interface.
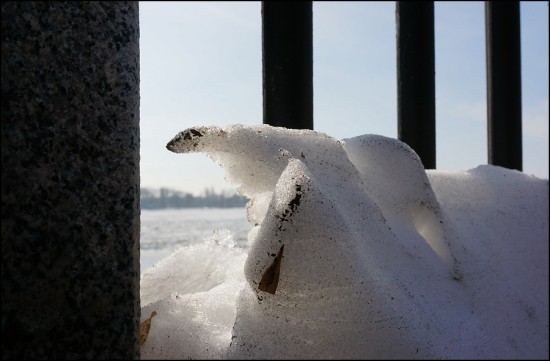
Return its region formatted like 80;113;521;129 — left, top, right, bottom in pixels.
396;1;436;169
485;1;522;171
262;1;313;130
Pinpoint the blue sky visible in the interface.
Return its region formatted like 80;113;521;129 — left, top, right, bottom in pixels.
139;1;548;195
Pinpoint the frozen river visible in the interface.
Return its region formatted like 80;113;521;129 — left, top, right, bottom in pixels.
140;207;252;272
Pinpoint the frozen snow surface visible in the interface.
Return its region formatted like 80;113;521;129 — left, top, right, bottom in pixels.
140;124;548;359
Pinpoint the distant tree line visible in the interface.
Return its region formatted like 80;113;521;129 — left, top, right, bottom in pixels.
141;187;248;209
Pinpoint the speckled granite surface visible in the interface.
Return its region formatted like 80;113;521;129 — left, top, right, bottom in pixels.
1;2;140;359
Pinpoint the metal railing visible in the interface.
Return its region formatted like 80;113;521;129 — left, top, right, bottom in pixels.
262;1;522;171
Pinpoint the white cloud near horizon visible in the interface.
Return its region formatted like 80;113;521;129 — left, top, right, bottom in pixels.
524;99;549;139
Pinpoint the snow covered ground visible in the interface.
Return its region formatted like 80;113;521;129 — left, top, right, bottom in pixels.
140;124;548;359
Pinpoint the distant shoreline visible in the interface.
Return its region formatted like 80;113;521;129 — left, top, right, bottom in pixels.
141;205;247;210
141;187;248;209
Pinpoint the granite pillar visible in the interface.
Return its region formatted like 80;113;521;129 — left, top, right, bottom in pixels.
1;2;140;359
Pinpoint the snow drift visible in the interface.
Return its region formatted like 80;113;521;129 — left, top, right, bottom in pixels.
140;124;548;359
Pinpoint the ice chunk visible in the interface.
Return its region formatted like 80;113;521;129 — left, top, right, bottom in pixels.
140;230;246;307
140;232;247;359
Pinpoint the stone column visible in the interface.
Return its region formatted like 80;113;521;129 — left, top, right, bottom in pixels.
1;2;140;359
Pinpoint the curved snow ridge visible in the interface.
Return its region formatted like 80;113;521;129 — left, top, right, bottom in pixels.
146;124;549;359
167;125;456;274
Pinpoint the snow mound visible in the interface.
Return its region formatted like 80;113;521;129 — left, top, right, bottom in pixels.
141;124;548;359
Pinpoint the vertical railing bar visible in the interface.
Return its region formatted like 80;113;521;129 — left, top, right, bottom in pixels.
396;1;436;169
485;1;522;171
262;1;313;130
